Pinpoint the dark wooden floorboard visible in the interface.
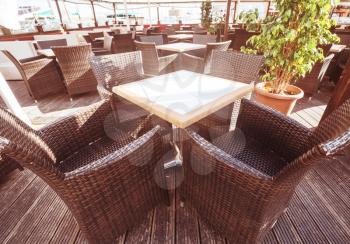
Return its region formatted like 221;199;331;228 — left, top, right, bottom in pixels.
0;82;349;243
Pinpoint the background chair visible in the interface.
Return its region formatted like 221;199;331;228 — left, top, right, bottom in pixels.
180;98;350;244
295;54;335;96
0;100;169;244
192;34;217;44
139;35;164;45
52;44;97;98
232;29;259;51
111;33;135;53
88;32;104;49
1;50;65;101
181;40;231;73
134;41;178;76
36;39;67;49
191;50;264;141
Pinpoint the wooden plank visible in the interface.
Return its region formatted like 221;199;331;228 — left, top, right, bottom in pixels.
296;179;350;243
305;172;350;234
0;170;36;217
0;177;46;243
175;167;200;244
262;231;279;244
49;209;80;244
272;213;303;243
25;195;69;243
3;186;56;244
294;110;319;127
124;211;154;244
74;231;88;244
286;194;328;243
198;218;226;244
150;167;176;244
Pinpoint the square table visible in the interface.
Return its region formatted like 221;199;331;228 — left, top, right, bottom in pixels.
168;34;193;41
113;70;253;129
37;49;55;58
175;30;194;34
156;42;206;53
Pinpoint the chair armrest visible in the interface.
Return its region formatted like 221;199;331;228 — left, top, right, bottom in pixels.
19;55;46;63
237;99;311;161
97;83;113;100
39;99;113;162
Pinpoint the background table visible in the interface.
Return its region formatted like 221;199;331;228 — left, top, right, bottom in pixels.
157;43;206;53
168;34;193;41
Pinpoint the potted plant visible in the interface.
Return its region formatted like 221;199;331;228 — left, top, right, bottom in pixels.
238;8;261;32
243;0;339;115
200;0;212;29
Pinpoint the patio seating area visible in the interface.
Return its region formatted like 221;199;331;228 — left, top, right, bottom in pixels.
0;0;350;243
0;80;349;243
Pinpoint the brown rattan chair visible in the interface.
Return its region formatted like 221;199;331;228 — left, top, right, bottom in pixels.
111;33;135;53
134;41;178;76
181;40;231;73
1;50;65;101
52;44;97;98
90;51;148;122
191;50;264;141
180;98;350;244
36;39;67;49
192;34;217;44
0;99;169;243
295;54;335;95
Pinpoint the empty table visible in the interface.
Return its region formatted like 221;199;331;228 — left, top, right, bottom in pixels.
168;34;193;41
113;70;252;129
175;30;194;34
157;42;206;53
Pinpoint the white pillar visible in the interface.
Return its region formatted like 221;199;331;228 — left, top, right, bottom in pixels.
123;0;130;29
148;0;152;26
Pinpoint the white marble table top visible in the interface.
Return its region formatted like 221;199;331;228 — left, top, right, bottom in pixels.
156;42;206;53
113;70;253;128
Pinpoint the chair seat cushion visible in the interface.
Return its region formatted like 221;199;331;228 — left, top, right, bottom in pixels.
213;130;287;176
58;134;134;173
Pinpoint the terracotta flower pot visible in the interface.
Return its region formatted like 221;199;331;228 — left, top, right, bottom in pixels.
254;82;304;115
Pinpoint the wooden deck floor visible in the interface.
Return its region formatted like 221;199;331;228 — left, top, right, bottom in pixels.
0;81;349;243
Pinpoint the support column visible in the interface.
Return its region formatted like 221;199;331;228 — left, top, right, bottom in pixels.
148;0;152;26
224;0;232;40
123;0;130;29
54;0;64;29
157;5;160;25
113;2;117;24
90;0;98;27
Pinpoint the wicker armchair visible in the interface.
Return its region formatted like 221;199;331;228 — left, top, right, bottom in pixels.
88;32;104;48
1;50;65;101
111;33;135;53
90;51;148;122
191;50;264;141
52;44;97;98
36;39;67;49
134;41;178;76
192;34;217;44
295;54;335;95
180;98;350;244
0;99;169;243
181;40;231;73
